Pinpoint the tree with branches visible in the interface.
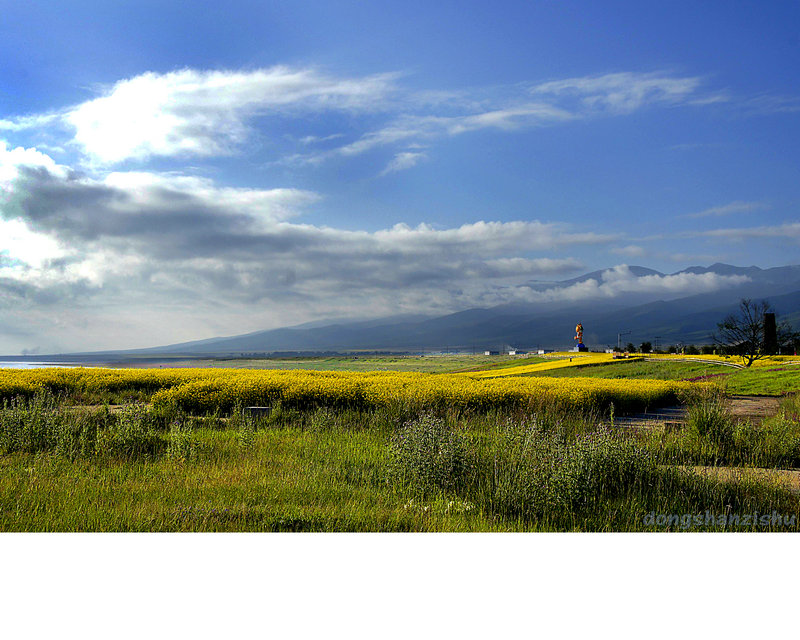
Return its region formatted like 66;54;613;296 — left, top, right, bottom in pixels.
713;298;796;367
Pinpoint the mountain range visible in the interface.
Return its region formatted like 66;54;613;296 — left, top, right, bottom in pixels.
106;262;800;356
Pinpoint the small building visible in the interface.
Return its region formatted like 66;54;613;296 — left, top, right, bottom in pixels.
484;350;500;356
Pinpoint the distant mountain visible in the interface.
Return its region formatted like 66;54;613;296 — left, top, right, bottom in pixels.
76;263;800;355
526;265;664;291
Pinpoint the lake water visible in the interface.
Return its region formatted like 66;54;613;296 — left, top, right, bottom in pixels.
0;361;79;369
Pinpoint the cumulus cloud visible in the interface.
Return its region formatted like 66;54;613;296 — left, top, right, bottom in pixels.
0;143;611;319
4;148;755;348
611;245;646;258
10;142;757;324
529;265;751;304
0;144;763;352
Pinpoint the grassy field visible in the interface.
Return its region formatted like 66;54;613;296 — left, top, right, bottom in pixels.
2;354;799;532
140;353;800;397
529;358;800;395
1;382;798;531
191;353;800;396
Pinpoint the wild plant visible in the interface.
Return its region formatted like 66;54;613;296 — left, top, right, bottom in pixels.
388;413;472;494
469;418;656;524
0;391;62;454
53;410;99;461
681;384;734;448
307;407;334;432
94;404;165;459
229;404;256;453
167;420;200;462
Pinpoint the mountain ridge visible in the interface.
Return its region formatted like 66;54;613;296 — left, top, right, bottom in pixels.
79;262;800;355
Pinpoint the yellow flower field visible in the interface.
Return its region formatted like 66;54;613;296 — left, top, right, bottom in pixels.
0;366;691;414
467;352;800;378
465;352;636;378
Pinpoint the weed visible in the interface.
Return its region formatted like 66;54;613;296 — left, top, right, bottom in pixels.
388;414;472;494
681;384;734;447
229;404;256;454
478;420;656;524
167;420;201;462
94;404;166;459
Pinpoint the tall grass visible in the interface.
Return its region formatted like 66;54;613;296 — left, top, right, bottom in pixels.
388;413;661;528
0;392;188;460
649;387;800;468
1;390;798;531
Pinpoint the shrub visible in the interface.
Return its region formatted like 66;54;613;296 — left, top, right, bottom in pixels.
388;414;472;494
485;420;656;522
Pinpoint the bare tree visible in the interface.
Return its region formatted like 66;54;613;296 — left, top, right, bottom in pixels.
713;298;795;367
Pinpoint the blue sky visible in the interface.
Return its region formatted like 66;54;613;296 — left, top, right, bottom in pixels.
1;1;799;353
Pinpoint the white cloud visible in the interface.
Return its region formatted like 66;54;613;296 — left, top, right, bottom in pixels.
532;265;751;303
484;257;584;277
611;245;646;257
380;151;428;175
529;71;705;114
101;171;321;222
698;222;800;242
63;67;399;164
683;200;769;218
0;144;610;318
0;113;61;132
303;71;707;164
0;140;68;187
3;68;726;169
0;218;67;271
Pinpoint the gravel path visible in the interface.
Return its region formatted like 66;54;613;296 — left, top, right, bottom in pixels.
611;395;784;431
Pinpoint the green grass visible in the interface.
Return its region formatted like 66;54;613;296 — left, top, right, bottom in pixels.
1;393;798;532
0;423;516;532
641;391;800;469
532;359;800;395
531;359;732;380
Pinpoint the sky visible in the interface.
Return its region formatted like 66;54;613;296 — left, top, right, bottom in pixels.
1;0;799;354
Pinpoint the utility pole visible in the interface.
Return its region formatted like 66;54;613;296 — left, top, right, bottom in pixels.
617;330;631;350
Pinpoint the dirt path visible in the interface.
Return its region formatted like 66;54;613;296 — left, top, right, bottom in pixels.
612;395;783;432
727;395;782;423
